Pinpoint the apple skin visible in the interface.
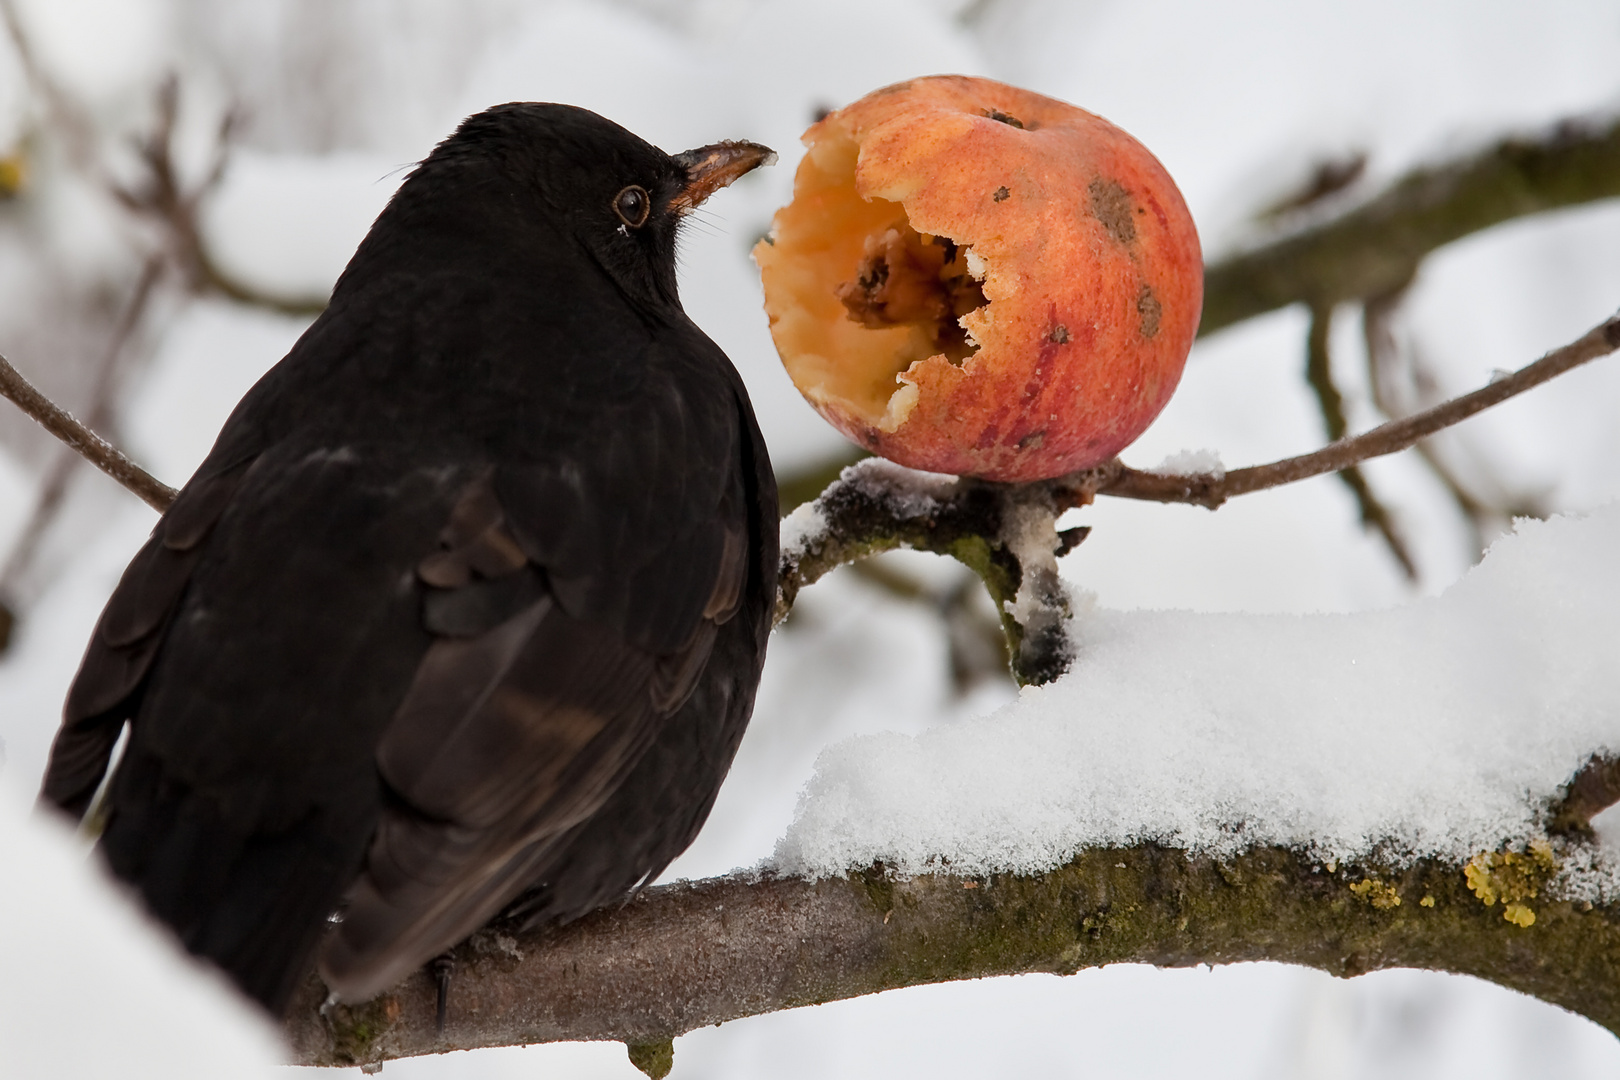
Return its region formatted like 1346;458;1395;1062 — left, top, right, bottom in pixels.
755;75;1202;483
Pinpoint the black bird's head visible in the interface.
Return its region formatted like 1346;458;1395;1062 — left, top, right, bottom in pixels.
366;103;774;314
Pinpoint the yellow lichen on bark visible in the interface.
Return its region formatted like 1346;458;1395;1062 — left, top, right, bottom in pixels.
1465;841;1555;927
1349;878;1402;909
1503;903;1537;928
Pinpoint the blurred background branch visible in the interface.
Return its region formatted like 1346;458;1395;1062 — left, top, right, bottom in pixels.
1200;115;1620;334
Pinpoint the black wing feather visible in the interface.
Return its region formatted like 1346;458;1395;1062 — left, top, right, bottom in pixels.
43;461;254;817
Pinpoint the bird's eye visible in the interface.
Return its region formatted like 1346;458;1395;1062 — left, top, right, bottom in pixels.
613;185;650;228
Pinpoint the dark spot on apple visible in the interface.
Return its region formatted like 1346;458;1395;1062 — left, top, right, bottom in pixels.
1048;324;1070;344
1019;431;1046;450
984;109;1025;129
993;186;1010;202
1088;177;1136;246
1137;284;1161;338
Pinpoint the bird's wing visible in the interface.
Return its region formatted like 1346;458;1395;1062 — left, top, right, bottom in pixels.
318;375;758;1003
41;458;257;819
48;446;470;1012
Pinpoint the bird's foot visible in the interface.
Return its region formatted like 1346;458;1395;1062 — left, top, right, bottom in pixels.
428;952;455;1037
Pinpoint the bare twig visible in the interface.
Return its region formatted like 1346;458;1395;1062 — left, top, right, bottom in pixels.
1100;313;1620;508
0;256;165;596
110;77;329;317
0;351;174;512
1257;151;1369;220
846;558;1012;693
1304;303;1417;578
1201;115;1620;337
1362;285;1552;560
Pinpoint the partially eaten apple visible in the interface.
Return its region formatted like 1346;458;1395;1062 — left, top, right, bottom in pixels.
755;75;1202;482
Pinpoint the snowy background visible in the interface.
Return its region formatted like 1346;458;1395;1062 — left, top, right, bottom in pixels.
1;0;1619;1077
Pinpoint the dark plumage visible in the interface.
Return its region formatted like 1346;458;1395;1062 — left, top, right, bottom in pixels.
39;103;779;1013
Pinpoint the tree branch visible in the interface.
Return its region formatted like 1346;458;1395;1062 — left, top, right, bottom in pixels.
1201;114;1620;336
778;464;1085;685
1362;282;1553;559
1099;313;1620;508
109;76;330;318
284;835;1620;1068
0;350;175;512
0;254;164;606
1550;754;1620;838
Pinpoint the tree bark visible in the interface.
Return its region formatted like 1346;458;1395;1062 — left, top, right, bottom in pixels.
286;841;1620;1067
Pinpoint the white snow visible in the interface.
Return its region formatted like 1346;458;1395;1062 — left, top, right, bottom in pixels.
0;775;284;1079
998;497;1079;632
777;497;826;564
775;503;1620;884
840;457;961;517
781;459;963;564
1152;448;1227;477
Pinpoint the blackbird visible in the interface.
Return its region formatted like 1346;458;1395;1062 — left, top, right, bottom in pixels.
38;103;779;1014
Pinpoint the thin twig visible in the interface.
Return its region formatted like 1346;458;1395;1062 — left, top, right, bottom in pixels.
0;256;165;595
1362;286;1551;560
107;77;329;317
846;558;1012;693
0;350;174;512
1099;313;1620;508
0;0;96;169
1305;302;1417;578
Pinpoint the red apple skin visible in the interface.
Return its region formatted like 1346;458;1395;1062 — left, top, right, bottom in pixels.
756;75;1202;483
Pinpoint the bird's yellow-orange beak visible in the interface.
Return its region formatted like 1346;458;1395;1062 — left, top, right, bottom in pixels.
670;141;776;215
